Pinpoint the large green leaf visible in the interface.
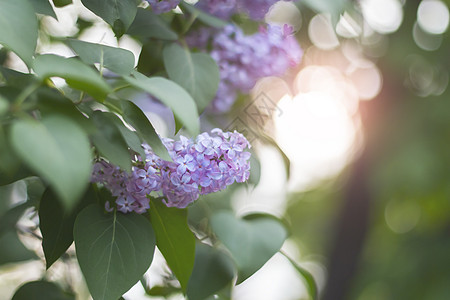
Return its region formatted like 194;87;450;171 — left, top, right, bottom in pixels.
0;0;38;66
163;43;219;113
120;100;171;161
12;281;75;300
90;111;132;172
211;211;288;283
67;40;135;75
30;0;57;19
33;54;111;100
10;116;92;211
127;8;178;40
0;230;37;265
80;0;137;37
187;243;235;300
124;72;199;135
148;198;195;292
74;204;156;300
39;187;93;269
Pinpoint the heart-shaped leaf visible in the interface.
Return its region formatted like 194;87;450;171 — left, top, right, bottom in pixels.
0;0;38;66
211;211;287;283
163;43;219;113
74;204;156;300
10;115;92;210
148;198;195;292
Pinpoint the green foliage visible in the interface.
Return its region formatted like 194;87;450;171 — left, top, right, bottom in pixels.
67;40;135;75
12;281;74;300
80;0;137;37
33;54;111;100
163;43;220;113
187;243;236;300
30;0;57;19
127;8;178;40
148;198;195;292
10;116;92;210
0;0;313;298
0;0;37;66
124;72;200;135
0;230;37;265
120;99;171;161
39;187;92;269
211;211;288;283
74;204;156;300
90;111;132;172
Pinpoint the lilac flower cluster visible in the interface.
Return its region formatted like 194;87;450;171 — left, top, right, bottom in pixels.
92;129;251;213
196;0;292;20
187;24;302;112
146;0;180;14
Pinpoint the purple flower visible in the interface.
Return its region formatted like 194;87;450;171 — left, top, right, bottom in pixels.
91;129;252;212
187;24;302;113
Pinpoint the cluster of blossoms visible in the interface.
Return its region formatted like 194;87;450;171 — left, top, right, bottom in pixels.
187;24;303;112
92;129;251;213
196;0;293;20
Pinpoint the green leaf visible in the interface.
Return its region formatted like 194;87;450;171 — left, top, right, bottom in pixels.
39;187;93;269
80;0;137;37
74;204;156;300
124;72;199;135
127;8;178;40
187;243;235;300
0;66;37;88
12;280;75;300
163;43;219;113
52;0;71;7
281;251;318;300
0;230;37;265
0;0;38;66
33;54;111;100
137;41;165;75
148;198;195;292
0;203;29;237
98;111;146;160
10;116;92;211
120;100;171;161
90;111;132;172
211;211;288;283
179;2;227;28
37;88;95;134
67;39;135;75
30;0;57;19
